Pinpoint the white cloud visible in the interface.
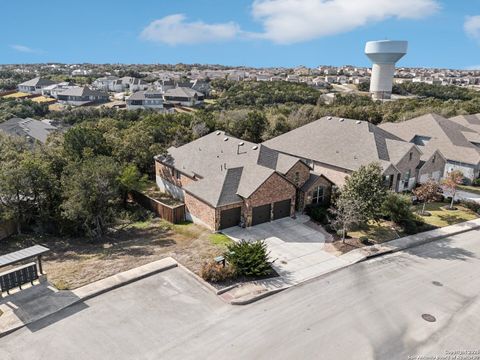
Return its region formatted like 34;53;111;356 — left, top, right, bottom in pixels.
140;14;240;45
465;15;480;40
10;44;36;53
251;0;440;44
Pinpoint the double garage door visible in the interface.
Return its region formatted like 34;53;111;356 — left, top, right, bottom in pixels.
251;199;291;226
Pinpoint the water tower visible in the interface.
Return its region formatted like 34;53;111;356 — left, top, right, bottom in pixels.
365;40;408;100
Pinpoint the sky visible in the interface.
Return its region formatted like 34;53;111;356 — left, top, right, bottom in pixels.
1;0;480;69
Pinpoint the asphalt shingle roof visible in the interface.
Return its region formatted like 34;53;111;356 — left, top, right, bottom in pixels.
156;131;300;207
263;116;414;172
0;117;58;143
380;113;480;165
18;77;56;87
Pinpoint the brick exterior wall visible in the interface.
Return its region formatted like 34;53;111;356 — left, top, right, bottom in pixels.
284;161;310;188
244;173;296;227
395;147;422;191
418;151;446;183
299;176;333;210
184;192;216;230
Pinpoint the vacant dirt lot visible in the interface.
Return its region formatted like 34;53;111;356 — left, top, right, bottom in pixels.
0;219;230;290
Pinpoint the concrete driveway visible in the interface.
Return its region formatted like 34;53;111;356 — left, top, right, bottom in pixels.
222;215;348;284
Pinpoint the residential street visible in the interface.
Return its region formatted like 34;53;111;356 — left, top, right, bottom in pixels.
1;230;480;360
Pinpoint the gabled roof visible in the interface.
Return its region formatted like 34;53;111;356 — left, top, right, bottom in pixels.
263;116;415;172
57;86;108;97
127;90;163;101
164;87;203;98
18;77;56;87
0;117;58;143
379;113;480;165
450;114;480;134
156;131;300;207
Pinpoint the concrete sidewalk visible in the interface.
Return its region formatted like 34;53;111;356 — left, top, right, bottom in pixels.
221;218;480;304
0;257;177;337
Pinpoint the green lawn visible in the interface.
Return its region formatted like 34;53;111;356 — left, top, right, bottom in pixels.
458;185;480;195
209;233;233;247
349;220;403;243
413;202;478;228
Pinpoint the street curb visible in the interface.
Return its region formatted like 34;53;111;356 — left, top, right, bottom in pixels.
0;258;178;338
358;221;480;263
230;287;286;305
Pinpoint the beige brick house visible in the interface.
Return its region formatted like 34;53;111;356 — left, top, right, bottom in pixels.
155;131;333;231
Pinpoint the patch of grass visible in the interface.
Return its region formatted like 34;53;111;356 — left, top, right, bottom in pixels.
458;185;480;195
348;220;402;243
413;202;478;227
209;233;233;247
52;279;70;290
128;219;154;230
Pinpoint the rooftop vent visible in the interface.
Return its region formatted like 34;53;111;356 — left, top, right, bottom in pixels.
224;137;229;141
339;118;344;122
252;145;258;150
356;121;361;124
216;131;221;135
239;142;244;146
327;116;332;120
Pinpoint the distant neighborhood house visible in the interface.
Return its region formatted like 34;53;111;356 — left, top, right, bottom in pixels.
126;90;164;110
56;86;109;106
18;77;56;94
0;117;59;144
163;87;204;107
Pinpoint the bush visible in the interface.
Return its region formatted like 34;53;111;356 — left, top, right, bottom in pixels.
472;178;480;187
359;236;370;245
461;199;480;213
381;192;414;224
400;219;418;235
225;240;272;278
306;204;329;224
200;261;235;283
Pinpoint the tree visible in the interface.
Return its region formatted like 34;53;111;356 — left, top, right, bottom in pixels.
118;164;149;205
442;170;464;210
413;180;440;215
329;197;364;243
341;163;388;222
61;157;120;240
63;126;111;160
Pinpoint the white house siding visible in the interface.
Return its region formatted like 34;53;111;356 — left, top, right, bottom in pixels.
156;176;185;200
444;161;478;182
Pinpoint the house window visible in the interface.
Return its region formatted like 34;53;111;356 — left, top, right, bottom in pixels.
175;170;181;180
432;155;436;164
170;167;175;177
409;152;413;161
311;186;325;204
294;171;300;184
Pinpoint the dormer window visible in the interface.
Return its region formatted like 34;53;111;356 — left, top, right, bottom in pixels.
432;155;436;164
294;171;300;184
409;152;413;161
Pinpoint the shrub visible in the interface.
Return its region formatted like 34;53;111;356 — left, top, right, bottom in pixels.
461;199;480;213
472;178;480;187
400;219;418;235
381;192;414;224
225;240;272;278
200;261;235;283
306;204;329;224
359;236;370;245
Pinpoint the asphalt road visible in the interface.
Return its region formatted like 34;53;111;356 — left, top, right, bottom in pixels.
1;230;480;360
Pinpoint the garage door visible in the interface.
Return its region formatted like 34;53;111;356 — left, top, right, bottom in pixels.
273;199;291;220
252;204;271;226
219;207;241;230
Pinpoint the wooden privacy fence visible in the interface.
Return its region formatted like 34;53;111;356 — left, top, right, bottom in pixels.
0;220;16;241
129;191;185;224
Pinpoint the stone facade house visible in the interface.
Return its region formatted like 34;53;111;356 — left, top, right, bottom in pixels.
380;113;478;183
264;116;445;191
154;131;333;231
